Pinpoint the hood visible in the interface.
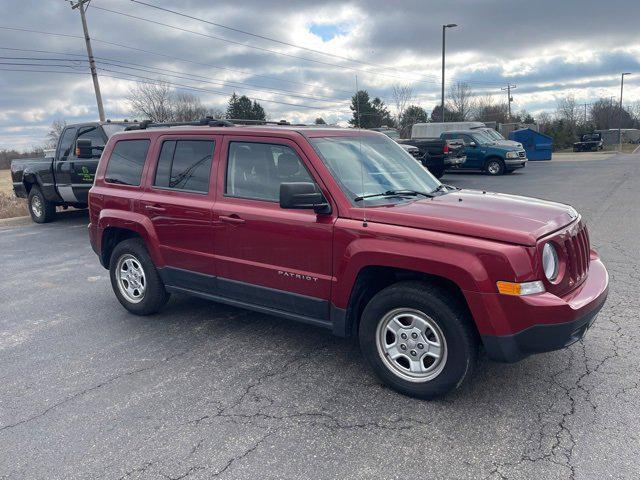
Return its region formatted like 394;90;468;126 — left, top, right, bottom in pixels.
363;190;578;246
496;140;522;149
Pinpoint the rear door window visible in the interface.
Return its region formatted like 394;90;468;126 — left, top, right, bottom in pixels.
154;140;214;193
105;139;150;186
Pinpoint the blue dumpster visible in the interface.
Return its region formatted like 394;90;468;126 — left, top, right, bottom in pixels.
509;128;553;161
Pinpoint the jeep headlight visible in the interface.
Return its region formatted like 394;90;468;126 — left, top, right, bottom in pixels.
542;243;559;281
506;151;519;159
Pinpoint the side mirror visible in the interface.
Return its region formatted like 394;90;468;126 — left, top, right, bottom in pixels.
280;182;331;214
468;141;477;148
76;138;104;158
76;138;93;158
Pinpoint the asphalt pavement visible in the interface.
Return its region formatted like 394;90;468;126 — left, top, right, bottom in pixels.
1;152;639;479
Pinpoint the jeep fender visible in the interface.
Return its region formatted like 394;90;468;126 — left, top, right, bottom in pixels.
97;209;164;267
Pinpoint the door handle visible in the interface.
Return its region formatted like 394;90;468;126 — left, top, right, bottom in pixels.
219;214;245;225
145;204;166;212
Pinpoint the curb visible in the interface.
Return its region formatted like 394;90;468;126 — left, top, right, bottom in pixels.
0;215;32;227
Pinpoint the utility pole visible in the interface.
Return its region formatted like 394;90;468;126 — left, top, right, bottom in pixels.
71;0;105;121
501;84;516;121
441;24;458;123
618;72;631;151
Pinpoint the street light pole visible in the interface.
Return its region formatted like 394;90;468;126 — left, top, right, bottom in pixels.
441;24;458;123
618;72;630;152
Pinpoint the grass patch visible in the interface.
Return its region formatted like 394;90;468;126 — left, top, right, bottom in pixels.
0;170;28;219
0;192;28;219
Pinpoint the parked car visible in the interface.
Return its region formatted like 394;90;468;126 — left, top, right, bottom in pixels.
88;122;608;399
440;130;528;175
369;127;466;178
573;133;604;152
11;120;136;223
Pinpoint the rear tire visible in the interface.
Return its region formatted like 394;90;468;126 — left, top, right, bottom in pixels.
109;238;169;315
359;281;478;399
485;158;505;176
27;186;56;223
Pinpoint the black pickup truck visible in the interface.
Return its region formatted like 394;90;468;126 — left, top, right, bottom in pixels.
11;121;134;223
573;133;604;152
397;138;466;178
370;128;466;178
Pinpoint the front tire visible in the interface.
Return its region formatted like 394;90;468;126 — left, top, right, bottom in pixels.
359;281;478;399
109;238;169;315
485;158;505;176
28;186;56;223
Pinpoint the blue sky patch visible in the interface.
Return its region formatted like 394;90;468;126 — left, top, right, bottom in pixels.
309;23;347;41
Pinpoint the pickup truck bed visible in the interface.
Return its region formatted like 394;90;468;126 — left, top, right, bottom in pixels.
398;138;466;178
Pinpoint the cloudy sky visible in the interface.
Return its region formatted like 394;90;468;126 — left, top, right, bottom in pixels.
1;0;639;150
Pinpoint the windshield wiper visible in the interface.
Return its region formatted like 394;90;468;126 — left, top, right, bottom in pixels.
354;189;434;202
433;184;460;193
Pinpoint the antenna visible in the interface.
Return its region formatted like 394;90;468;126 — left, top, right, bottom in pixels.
355;75;367;227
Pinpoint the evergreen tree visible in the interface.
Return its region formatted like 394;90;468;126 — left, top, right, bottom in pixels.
399;105;428;138
226;93;266;121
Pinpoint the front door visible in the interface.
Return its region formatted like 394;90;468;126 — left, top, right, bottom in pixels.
56;125;106;204
139;135;220;279
212;136;336;323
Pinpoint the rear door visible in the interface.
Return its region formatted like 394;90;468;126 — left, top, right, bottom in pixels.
139;134;220;279
53;126;77;202
211;135;336;323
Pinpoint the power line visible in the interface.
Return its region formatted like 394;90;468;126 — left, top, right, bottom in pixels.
0;52;349;105
128;0;443;82
91;5;448;86
0;26;354;95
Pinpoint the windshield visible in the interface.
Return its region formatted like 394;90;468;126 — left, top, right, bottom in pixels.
380;130;400;140
485;129;505;140
102;124;128;138
309;134;440;206
471;131;496;144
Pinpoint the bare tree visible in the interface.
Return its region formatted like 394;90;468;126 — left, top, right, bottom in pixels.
127;80;174;122
173;92;208;122
473;94;509;123
45;119;67;149
448;81;474;121
391;84;414;126
555;95;579;128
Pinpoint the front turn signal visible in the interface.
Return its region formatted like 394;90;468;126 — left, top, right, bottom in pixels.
497;280;545;296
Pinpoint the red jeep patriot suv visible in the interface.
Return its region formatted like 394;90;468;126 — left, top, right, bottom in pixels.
88;121;609;399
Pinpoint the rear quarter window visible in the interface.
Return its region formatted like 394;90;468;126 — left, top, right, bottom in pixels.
104;139;150;186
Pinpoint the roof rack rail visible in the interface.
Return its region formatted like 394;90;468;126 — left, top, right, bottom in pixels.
226;119;309;126
124;116;234;131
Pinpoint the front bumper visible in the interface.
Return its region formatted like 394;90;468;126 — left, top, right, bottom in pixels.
505;157;527;169
479;255;609;362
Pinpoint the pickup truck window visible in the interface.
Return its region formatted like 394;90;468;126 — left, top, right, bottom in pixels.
105;139;150;186
225;141;314;202
77;126;106;157
154;140;214;193
102;124;128;138
310;135;440;205
57;127;77;161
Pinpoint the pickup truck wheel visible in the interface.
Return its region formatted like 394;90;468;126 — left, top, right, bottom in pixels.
28;186;55;223
485;158;505;176
359;281;478;399
109;239;169;315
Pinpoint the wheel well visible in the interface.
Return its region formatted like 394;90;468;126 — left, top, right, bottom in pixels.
345;266;475;337
100;227;140;269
